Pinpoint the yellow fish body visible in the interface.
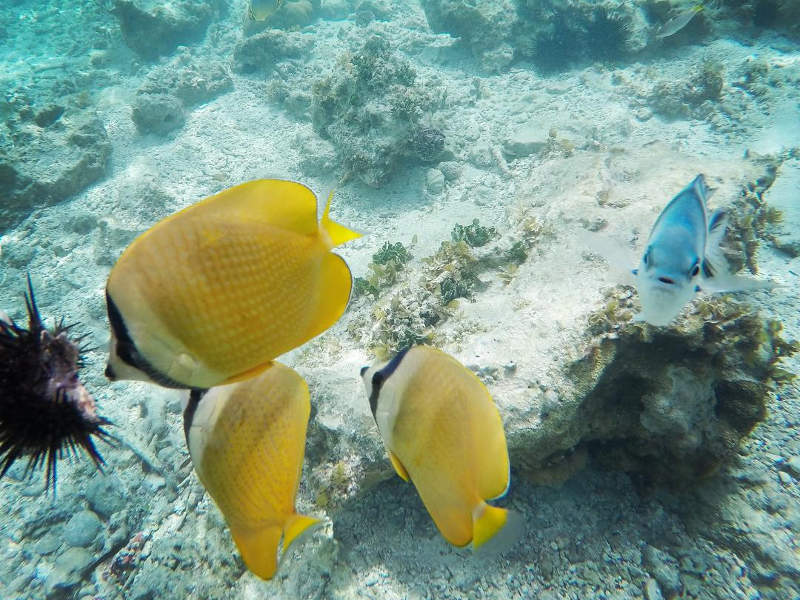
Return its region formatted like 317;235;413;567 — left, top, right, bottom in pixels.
248;0;283;21
361;345;515;548
185;362;318;580
105;179;360;389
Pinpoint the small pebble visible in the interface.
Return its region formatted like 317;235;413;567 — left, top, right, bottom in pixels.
425;168;445;195
778;471;794;485
64;511;103;548
784;456;800;478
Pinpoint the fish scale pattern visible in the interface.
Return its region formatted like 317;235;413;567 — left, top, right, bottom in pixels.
196;367;309;527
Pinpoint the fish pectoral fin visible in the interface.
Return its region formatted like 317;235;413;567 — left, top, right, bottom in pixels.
230;524;282;580
222;361;275;385
472;502;510;549
388;451;410;482
282;513;321;551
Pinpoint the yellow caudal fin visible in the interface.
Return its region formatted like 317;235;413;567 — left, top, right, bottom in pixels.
230;524;282;580
473;503;524;554
320;190;361;247
302;252;353;342
283;513;321;551
389;451;410;482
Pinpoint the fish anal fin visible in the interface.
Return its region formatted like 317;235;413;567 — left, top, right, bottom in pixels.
223;361;274;385
472;502;509;549
230;524;282;580
320;190;361;248
283;513;320;551
302;253;353;343
388;451;410;482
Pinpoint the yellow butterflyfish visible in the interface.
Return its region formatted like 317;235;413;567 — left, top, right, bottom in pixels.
361;345;519;549
248;0;283;21
105;179;360;389
184;362;319;580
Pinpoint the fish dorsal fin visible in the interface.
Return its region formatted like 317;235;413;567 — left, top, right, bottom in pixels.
320;190;361;248
388;451;410;482
196;179;320;236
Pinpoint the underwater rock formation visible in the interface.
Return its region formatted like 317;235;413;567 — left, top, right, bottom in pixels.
516;292;795;485
131;93;185;136
113;0;225;60
0;107;111;235
139;55;233;108
420;0;518;72
232;30;315;74
311;36;445;187
132;54;233;136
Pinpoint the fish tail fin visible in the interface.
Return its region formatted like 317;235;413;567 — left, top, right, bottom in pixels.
692;173;711;201
472;502;522;551
230;524;282;580
283;513;321;551
321;190;361;247
703;208;729;278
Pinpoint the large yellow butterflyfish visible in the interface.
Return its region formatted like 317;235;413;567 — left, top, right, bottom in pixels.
360;345;519;549
184;362;319;580
105;179;360;389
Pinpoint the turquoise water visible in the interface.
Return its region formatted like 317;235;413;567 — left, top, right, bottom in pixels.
1;1;799;599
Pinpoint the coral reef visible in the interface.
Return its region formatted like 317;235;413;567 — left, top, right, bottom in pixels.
646;59;726;121
311;36;445;186
349;217;547;357
716;0;800;40
514;292;796;486
723;152;797;271
513;0;649;73
0;104;111;235
419;0;649;72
